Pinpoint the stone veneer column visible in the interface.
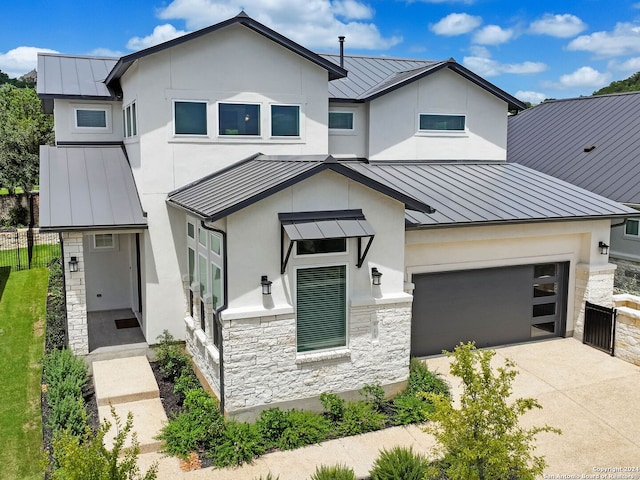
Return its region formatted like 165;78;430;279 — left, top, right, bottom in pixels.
62;232;88;355
573;263;616;341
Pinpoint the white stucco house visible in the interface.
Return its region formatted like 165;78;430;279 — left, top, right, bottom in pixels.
37;12;635;418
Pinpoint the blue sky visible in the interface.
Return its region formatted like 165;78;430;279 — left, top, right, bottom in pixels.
2;0;640;103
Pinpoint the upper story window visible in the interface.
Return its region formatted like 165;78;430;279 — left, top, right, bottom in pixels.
174;100;207;135
218;103;260;136
93;233;114;249
75;108;107;128
123;101;137;138
271;105;300;137
329;111;354;130
297;238;347;256
419;114;466;132
625;219;640;238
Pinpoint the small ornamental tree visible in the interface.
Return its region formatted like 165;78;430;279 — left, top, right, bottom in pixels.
423;342;560;480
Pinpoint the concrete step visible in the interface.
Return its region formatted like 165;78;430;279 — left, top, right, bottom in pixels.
93;356;159;406
99;398;168;454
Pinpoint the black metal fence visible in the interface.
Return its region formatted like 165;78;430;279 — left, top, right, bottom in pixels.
0;228;61;270
583;301;617;356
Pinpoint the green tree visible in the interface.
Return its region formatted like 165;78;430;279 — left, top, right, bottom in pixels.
0;83;54;193
423;342;560;480
593;71;640;95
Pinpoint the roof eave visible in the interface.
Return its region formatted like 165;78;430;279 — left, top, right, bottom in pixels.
39;223;148;232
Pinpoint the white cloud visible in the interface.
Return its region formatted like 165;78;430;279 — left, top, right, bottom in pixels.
126;24;189;50
154;0;400;50
88;48;124;58
529;14;586;38
430;13;482;36
515;90;547;105
559;66;611;88
463;48;546;77
473;25;513;45
0;46;58;78
567;22;640;57
608;56;640;72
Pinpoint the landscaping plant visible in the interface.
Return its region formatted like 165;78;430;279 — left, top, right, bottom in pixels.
423;342;561;480
369;446;430;480
310;463;357;480
154;330;192;382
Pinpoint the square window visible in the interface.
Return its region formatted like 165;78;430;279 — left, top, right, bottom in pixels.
93;234;114;249
174;101;207;135
271;105;300;136
626;219;639;237
219;103;260;136
296;265;346;352
329;111;354;130
76;109;107;128
419;114;465;131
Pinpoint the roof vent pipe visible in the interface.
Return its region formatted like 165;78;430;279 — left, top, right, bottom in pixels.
338;36;345;68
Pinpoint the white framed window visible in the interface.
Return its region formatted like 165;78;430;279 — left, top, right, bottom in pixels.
296;264;347;353
625;219;640;238
328;111;354;131
174;100;208;135
73;105;111;132
419;113;466;132
93;233;114;249
271;104;300;137
218;102;260;136
123;101;137;137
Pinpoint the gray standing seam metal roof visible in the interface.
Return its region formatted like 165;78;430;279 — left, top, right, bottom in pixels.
507;92;640;206
39;145;146;231
280;210;375;240
37;53;118;99
167;156;635;227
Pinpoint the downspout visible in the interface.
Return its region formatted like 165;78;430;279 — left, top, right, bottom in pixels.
200;221;228;415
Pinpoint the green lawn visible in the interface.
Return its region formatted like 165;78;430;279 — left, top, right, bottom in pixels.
0;267;48;480
0;243;61;270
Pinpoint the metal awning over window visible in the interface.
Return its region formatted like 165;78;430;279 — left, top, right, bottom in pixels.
279;210;375;273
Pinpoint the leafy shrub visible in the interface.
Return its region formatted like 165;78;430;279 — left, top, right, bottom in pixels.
407;358;449;397
43;348;87;388
50;407;158;480
47;396;87;438
311;463;356;480
319;392;345;422
208;420;265;467
423;342;561;480
182;388;224;443
337;400;387;437
156;411;202;459
360;383;387;412
369;446;430;480
154;330;191;381
391;393;431;426
173;369;200;398
45;258;67;352
255;408;291;449
7;204;28;226
277;410;330;450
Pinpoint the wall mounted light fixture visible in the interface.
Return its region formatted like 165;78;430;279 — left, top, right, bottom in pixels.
371;267;383;286
261;275;272;295
598;241;610;255
69;256;79;272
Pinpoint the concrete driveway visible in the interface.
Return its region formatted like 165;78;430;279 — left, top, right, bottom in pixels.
425;337;640;477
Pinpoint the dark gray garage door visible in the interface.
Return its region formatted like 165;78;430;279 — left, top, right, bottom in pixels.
411;262;568;357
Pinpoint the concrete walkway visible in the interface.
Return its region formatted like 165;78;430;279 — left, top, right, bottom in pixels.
94;339;640;479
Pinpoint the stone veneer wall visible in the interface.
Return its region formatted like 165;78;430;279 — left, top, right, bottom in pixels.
187;300;412;417
611;257;640;296
613;294;640;366
573;263;616;341
62;232;88;354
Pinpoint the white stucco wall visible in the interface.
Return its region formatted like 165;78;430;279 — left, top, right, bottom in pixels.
368;68;508;161
53;100;123;143
328;103;368;158
405;219;614;336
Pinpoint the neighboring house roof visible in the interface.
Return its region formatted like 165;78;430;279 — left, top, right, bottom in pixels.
321;54;526;110
105;12;347;92
507;92;640;206
39;145;146;231
168;156;634;226
37;54;118;112
347;162;636;227
166;155;435;222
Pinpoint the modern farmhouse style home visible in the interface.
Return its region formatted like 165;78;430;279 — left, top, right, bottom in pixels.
38;12;635;417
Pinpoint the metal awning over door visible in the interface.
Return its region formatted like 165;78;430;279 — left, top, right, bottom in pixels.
279;209;375;273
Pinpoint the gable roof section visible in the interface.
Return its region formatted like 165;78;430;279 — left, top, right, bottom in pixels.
39;145;146;231
322;55;526;110
507;92;640;205
343;162;636;227
37;54;119;112
105;12;347;92
167;155;434;222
